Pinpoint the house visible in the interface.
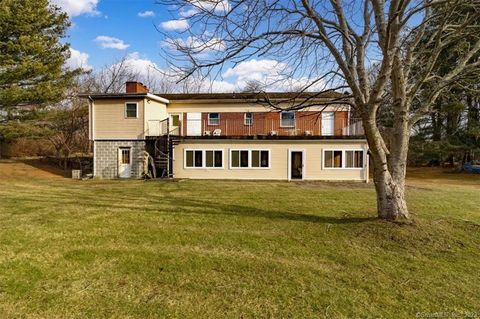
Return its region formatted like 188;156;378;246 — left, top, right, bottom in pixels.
82;81;369;181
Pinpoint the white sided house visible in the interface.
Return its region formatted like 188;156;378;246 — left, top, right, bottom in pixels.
83;82;369;181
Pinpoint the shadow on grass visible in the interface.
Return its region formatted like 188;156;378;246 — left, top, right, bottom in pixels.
11;176;377;225
20;158;67;177
158;197;378;224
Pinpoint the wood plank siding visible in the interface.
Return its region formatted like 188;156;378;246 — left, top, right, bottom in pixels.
180;111;349;137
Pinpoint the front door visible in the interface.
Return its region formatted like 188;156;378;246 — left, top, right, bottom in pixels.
290;151;303;180
186;112;202;136
118;147;131;178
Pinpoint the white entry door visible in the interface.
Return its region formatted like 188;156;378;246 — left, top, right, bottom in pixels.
322;112;335;136
187;112;202;136
118;147;131;178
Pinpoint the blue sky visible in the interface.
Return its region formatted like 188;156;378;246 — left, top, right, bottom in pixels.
55;0;172;69
50;0;422;93
51;0;328;92
51;0;359;93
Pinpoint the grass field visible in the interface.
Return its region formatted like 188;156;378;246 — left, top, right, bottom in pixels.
0;159;479;318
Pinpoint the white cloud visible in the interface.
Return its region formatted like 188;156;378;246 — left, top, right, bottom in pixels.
50;0;100;17
187;0;230;13
163;36;226;55
109;53;235;93
160;19;189;31
95;36;130;50
121;52;158;76
220;59;329;92
105;54;325;93
179;8;198;18
208;80;236;92
222;59;288;89
138;10;155;17
65;48;92;71
110;53;178;92
223;59;287;78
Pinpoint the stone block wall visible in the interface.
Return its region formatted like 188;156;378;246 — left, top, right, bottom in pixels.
94;140;145;179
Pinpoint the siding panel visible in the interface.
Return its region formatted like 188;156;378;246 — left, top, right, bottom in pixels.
94;99;145;139
173;140;368;181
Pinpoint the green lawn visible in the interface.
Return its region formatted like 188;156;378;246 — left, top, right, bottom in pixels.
0;161;479;318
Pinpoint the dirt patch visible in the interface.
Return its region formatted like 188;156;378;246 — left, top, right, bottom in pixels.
0;159;66;179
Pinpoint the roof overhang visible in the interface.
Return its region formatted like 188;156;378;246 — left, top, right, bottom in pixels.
158;92;349;103
78;93;169;104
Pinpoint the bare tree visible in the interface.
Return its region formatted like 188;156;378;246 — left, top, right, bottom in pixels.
83;55;202;94
93;57;140;93
242;80;267;93
159;0;480;220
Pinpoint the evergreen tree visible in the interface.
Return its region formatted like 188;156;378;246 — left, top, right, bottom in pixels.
0;0;80;116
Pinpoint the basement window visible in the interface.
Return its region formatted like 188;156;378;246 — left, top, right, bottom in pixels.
185;150;203;168
205;150;223;168
251;150;269;168
323;150;364;169
231;149;270;169
345;150;364;168
125;103;138;118
185;149;223;168
324;150;343;168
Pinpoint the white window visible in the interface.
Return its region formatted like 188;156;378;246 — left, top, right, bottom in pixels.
280;111;295;127
323;150;364;169
185;149;223;168
208;113;220;125
120;148;131;164
230;149;270;169
205;150;223;168
231;150;249;168
251;150;269;168
345;150;364;168
244;112;253;126
324;150;343;168
125;103;138;118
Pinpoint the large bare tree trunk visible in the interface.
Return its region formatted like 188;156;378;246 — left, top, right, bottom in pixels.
372;159;409;220
363;102;410;220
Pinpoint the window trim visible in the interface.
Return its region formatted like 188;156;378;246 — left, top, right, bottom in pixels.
118;147;132;165
288;148;306;181
208;113;220;126
124;102;138;119
322;149;365;170
244;112;253;126
184;149;224;169
280;111;295;128
229;149;271;170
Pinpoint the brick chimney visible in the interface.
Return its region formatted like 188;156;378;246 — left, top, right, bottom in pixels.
126;81;149;93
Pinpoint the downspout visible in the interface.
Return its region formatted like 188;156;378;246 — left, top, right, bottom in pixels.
88;96;96;177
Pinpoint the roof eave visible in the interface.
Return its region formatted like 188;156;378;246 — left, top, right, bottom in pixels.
78;93;169;104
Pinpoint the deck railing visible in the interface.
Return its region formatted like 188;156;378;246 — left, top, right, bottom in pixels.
182;117;364;137
146;117;364;137
146;118;170;136
342;119;365;136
